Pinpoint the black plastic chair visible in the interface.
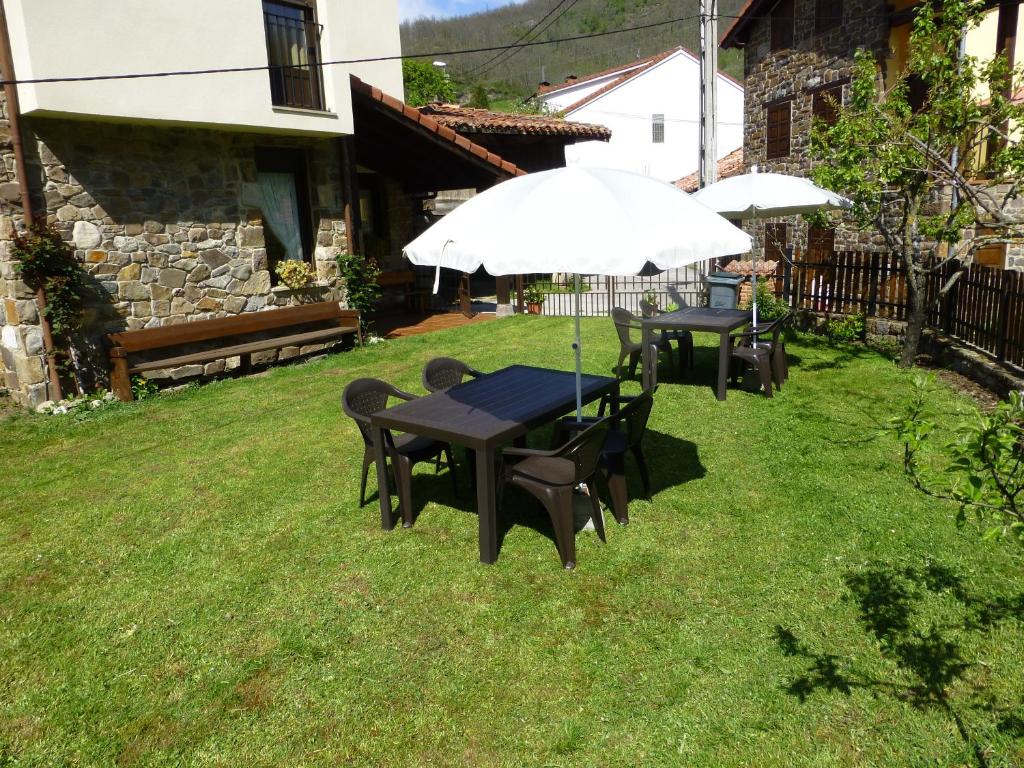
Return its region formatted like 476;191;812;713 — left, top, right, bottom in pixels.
640;299;694;372
342;377;456;527
500;419;611;569
728;311;791;395
422;356;483;393
612;307;676;380
552;388;656;524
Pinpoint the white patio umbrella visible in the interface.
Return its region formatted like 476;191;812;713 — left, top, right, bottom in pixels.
403;166;752;420
693;168;851;326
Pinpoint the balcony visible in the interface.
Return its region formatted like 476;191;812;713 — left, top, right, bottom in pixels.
263;4;326;112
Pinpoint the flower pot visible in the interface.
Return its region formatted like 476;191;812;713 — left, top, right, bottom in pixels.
527;302;543;315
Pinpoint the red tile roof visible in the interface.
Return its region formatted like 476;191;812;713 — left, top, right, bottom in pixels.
349;75;526;177
674;148;745;193
720;0;774;49
418;104;611;140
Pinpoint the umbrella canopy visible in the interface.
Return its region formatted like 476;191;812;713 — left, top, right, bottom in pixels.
693;170;851;326
692;171;851;219
403;166;752;420
404;166;751;276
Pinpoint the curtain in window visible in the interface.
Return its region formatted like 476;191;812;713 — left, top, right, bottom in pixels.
257;172;303;261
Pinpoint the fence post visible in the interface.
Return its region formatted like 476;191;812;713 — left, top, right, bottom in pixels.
943;263;958;334
607;275;615;317
867;253;880;317
996;267;1010;362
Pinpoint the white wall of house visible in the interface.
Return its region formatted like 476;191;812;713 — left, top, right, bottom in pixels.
539;63;650;112
540;51;744;182
4;0;403;137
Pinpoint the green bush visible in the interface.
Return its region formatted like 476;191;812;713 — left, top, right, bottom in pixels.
743;280;789;322
826;313;865;343
336;253;381;332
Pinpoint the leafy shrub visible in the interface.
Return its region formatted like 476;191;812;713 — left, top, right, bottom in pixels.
826;313;865;342
336;252;381;331
12;222;85;338
523;283;546;305
892;377;1024;545
743;280;789;321
132;375;159;400
402;60;456;106
868;335;902;360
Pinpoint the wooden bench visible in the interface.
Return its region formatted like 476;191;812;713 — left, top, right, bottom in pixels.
107;301;361;401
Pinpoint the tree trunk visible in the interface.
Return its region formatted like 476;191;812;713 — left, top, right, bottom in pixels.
900;269;926;368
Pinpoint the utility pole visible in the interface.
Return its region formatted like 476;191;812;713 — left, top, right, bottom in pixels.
698;0;718;188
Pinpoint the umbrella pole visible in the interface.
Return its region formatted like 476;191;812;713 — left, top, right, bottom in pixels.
574;273;583;423
752;211;759;330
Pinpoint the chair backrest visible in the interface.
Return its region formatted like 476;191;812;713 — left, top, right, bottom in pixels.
422;356;475;393
617;387;656;448
342;378;406;447
611;307;640;346
555;418;611;485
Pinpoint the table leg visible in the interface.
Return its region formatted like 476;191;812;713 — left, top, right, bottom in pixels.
373;426;395;529
476;447;498;564
641;325;653;390
717;330;730;401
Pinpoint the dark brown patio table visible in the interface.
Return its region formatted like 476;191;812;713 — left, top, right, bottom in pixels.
641;307;752;400
369;364;619;564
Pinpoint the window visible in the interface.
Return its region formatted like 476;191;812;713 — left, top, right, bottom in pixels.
812;85;842;127
974;227;1007;267
807;225;835;261
652;113;665;143
765;223;789;263
771;0;794;51
765;102;791;159
254;148;314;278
263;0;325;110
815;0;842;32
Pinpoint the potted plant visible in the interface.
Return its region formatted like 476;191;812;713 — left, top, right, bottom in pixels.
523;283;545;315
274;260;316;304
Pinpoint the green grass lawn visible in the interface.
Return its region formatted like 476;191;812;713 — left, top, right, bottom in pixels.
1;317;1022;767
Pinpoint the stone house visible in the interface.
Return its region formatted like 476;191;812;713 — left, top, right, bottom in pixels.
0;0;521;406
720;0;1024;269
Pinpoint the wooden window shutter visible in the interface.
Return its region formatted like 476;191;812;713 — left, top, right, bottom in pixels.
765;223;789;263
812;86;842;127
766;103;791;159
771;0;795;50
815;0;842;32
807;225;835;261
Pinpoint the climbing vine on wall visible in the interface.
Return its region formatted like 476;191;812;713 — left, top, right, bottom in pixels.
12;222;85;339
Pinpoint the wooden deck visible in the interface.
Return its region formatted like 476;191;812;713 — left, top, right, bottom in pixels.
376;311;496;339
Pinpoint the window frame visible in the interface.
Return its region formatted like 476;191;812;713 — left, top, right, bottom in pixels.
812;84;843;127
254;147;316;279
771;0;795;51
815;0;842;33
765;101;792;160
652;113;666;144
262;0;326;111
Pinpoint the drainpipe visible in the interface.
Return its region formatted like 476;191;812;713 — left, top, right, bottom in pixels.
0;0;62;401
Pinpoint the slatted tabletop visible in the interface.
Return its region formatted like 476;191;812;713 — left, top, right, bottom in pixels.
370;364;619;564
372;364;617;450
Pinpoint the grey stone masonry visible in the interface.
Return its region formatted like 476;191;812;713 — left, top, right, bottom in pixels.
735;0;895;260
0;94;349;406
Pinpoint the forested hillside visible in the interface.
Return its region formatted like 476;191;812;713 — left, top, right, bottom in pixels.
400;0;745;102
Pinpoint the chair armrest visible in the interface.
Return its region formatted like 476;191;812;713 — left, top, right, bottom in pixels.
390;387;418;401
467;368;484;378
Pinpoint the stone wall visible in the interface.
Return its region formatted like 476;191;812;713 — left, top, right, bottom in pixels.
0;102;349;406
739;0;893;260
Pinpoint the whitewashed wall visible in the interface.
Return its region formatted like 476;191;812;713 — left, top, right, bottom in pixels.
542;51;744;182
5;0;403;137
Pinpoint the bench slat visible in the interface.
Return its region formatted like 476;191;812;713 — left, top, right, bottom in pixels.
128;325;358;372
110;301;356;352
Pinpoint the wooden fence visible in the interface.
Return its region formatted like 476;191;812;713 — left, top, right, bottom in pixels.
778;251;1024;368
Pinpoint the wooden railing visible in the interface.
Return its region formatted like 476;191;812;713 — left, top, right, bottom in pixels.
777;252;1024;368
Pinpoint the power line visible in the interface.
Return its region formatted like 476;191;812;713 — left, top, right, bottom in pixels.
475;0;583;78
0;10;905;88
462;0;572;76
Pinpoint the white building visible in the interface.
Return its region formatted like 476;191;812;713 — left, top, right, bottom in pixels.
536;47;744;182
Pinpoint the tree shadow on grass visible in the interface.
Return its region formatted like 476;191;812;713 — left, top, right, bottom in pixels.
775;560;1024;767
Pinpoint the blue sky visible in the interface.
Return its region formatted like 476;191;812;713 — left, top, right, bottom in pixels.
398;0;524;22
